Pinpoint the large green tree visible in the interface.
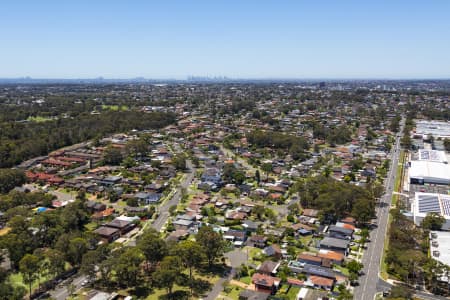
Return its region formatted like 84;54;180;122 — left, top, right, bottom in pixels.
421;212;446;231
154;256;182;299
0;169;26;194
137;229;168;271
19;254;39;299
174;240;205;294
196;226;224;268
113;247;145;287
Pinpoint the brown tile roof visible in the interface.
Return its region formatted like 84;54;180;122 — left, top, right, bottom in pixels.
302;209;319;217
309;275;334;287
252;273;281;287
317;251;344;262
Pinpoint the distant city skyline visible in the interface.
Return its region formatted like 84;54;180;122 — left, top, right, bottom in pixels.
1;1;450;79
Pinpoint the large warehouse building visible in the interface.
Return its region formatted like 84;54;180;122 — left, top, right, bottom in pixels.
412;193;450;230
409;150;450;185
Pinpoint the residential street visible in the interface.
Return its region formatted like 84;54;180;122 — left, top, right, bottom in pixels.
354;120;404;300
50;274;87;300
151;159;195;232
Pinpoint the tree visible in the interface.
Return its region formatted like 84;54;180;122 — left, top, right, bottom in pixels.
359;228;370;245
103;145;123;165
0;169;26;194
168;204;177;216
45;249;65;279
137;229;168;270
422;212;446;231
174;240;205;295
81;250;101;281
387;285;413;299
347;260;363;285
255;169;261;184
172;154;187;171
19;254;39;299
113;247;145;287
444;138;450;152
261;163;272;180
67;237;88;266
196;226;225;268
351;199;374;224
336;284;353;300
154;256;182;299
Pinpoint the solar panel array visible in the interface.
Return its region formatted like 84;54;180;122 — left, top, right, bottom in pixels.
441;196;450;216
419;150;444;162
418;194;441;213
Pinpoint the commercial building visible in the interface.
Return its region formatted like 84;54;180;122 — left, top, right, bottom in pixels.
409;150;450;185
411;193;450;230
430;231;450;267
415;120;450;139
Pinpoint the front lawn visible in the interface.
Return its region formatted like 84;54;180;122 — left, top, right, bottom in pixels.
220;285;244;300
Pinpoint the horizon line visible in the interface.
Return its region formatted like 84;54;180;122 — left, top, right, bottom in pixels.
1;76;450;81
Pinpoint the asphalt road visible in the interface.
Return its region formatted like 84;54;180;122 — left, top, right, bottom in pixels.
354;121;404;300
50;274;87;300
151;160;195;232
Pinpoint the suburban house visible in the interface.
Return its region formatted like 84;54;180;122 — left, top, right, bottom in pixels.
328;225;354;240
308;275;335;290
298;253;323;267
249;235;268;248
173;219;194;231
319;237;350;255
104;218;135;235
94;226;120;243
251;273;281;294
257;260;280;276
134;192;162;204
263;244;283;259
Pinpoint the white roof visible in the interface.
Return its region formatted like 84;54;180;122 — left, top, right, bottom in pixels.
430;231;450;267
409;161;450;183
418;149;448;163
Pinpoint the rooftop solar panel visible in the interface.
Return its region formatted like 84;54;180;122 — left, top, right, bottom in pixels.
418;194;441;213
441;197;450;216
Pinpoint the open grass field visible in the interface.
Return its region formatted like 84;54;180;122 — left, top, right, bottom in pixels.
0;227;11;236
26;116;54;122
101;105;129;111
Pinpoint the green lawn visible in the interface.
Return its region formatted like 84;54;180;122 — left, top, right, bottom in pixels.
10;271;52;294
334;264;350;276
242;246;262;264
239;276;251;285
101;105;129;111
285;285;301;299
220;285;244;300
391;150;405;207
26;116;54;122
84;221;99;231
146;284;189;299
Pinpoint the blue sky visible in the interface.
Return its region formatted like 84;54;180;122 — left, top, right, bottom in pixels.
1;1;449;79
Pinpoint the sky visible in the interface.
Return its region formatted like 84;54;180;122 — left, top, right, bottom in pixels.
1;1;450;79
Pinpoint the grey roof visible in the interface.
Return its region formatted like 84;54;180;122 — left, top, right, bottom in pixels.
329;225;354;235
176;214;195;221
173;219;194;226
94;226;120;236
320;237;350;249
303;263;337;279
